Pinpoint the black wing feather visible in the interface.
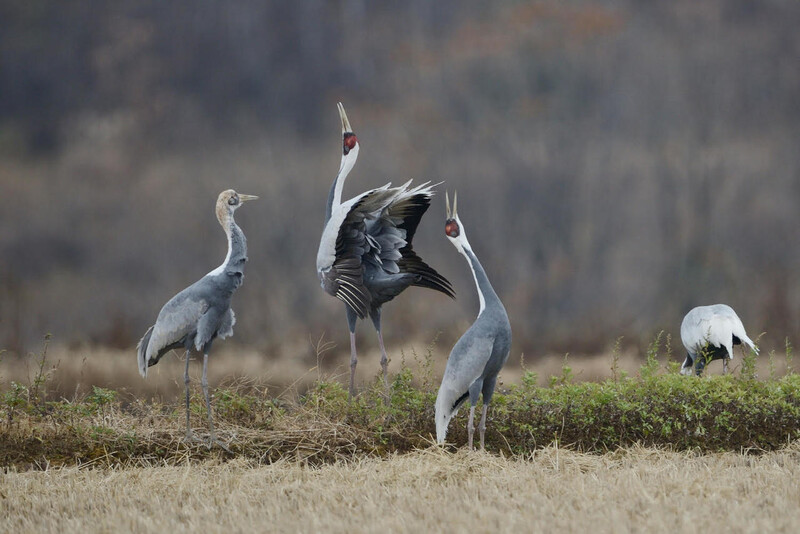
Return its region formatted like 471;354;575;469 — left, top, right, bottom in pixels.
325;189;397;318
391;192;456;299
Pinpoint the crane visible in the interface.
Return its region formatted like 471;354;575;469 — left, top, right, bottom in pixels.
137;189;258;448
680;303;759;376
435;192;512;449
317;103;455;397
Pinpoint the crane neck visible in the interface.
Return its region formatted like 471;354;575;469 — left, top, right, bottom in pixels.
460;244;501;318
324;177;337;225
225;216;247;272
209;211;247;276
325;149;358;225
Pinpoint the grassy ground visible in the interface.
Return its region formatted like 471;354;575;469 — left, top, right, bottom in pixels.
3;446;800;533
2;335;799;532
1;335;798;468
0;333;792;401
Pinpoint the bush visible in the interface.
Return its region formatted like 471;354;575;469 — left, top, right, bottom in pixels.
1;336;799;468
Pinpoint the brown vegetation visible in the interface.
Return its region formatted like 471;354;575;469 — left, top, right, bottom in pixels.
0;341;789;401
1;335;798;469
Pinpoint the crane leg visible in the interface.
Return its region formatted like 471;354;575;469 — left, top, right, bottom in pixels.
201;351;230;452
201;352;215;443
347;307;358;398
349;332;358;398
695;355;706;376
467;405;476;450
376;330;389;392
370;309;389;392
183;350;193;441
479;404;488;450
723;357;729;375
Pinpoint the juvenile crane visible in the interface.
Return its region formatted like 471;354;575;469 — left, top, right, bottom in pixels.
435;192;511;449
317;103;454;397
680;304;758;376
137;189;258;448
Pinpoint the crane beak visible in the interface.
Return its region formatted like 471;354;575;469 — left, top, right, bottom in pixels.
238;194;259;202
338;102;353;134
445;190;459;219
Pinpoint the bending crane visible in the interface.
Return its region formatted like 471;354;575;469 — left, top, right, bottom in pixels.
680;303;758;375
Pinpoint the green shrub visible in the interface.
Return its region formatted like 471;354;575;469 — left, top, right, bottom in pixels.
2;334;800;467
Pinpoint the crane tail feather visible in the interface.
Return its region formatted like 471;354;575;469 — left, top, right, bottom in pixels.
412;273;456;299
137;326;184;378
742;335;759;355
137;326;154;378
399;251;456;299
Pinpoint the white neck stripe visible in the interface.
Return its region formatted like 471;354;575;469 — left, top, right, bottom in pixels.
207;219;233;277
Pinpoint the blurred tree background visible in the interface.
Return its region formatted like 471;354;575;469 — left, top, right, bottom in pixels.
1;0;798;360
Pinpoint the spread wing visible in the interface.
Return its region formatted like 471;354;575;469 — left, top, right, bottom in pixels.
317;185;399;318
390;182;455;298
361;181;454;297
363;180;425;273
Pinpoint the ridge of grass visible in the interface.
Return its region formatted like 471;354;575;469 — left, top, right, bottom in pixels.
1;335;799;469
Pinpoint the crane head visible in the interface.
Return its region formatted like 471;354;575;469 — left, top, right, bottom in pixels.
331;103;360;199
216;189;258;223
445;190;461;238
338;102;359;156
444;190;471;255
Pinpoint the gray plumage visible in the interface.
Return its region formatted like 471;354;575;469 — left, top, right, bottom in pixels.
317;103;454;396
680;303;758;376
136;189;257;447
435;192;512;449
137;281;237;376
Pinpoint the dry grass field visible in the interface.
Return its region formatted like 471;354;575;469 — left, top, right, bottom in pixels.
3;445;800;533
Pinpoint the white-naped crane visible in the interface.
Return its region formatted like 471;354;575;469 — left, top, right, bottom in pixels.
317;103;455;397
435;192;512;449
680;303;759;376
137;189;258;449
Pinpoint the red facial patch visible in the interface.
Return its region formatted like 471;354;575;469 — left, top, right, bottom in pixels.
343;133;357;154
445;220;460;238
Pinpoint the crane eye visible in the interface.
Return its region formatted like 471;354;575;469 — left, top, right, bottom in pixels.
343;133;357;155
228;195;238;205
445;220;460;238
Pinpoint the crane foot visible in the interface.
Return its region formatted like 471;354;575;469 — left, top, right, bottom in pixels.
208;436;232;453
183;430;203;444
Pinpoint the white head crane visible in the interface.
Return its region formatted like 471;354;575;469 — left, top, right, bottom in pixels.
317;103;454;397
435;192;512;449
137;189;258;449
